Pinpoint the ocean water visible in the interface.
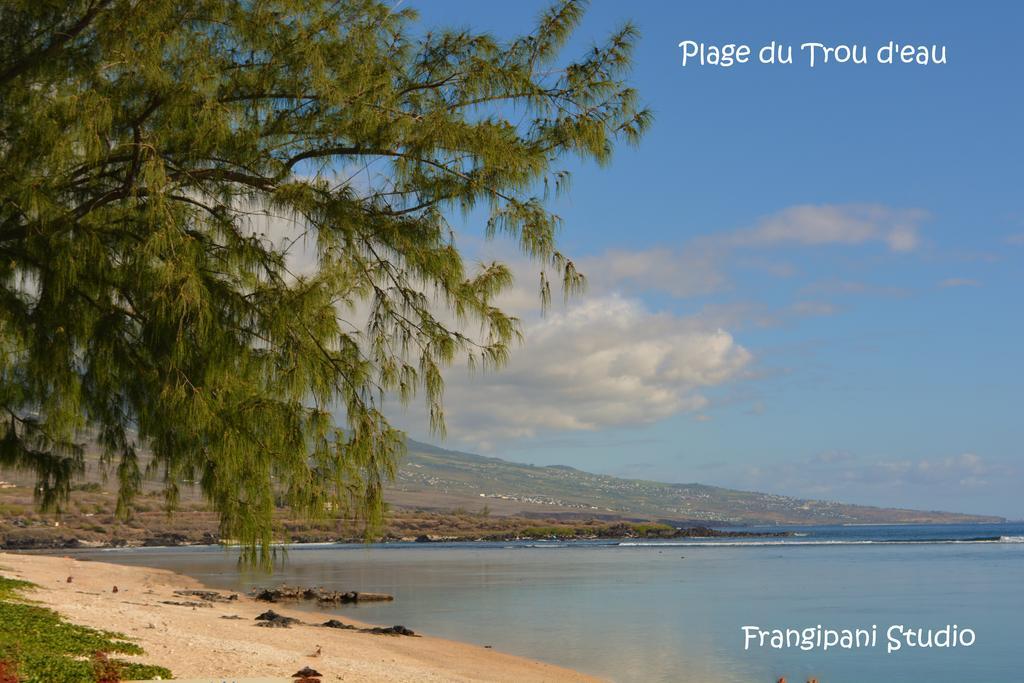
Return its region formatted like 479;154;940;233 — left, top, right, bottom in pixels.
75;523;1024;682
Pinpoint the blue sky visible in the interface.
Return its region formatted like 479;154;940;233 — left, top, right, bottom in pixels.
393;1;1024;518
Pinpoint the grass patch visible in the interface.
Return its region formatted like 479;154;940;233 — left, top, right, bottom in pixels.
0;576;33;601
0;576;172;682
629;523;676;537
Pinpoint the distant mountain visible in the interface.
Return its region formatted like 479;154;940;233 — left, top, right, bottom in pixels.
0;436;1004;549
387;439;1003;526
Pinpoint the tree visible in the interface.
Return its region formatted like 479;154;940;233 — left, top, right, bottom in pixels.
0;0;649;563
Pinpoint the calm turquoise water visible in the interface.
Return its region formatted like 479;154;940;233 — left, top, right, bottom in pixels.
76;523;1024;682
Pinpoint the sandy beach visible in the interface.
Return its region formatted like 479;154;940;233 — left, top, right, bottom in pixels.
0;552;599;682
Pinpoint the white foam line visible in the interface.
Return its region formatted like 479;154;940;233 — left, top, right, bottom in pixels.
618;538;1021;547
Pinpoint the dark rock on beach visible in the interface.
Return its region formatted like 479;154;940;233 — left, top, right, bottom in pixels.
253;585;393;604
160;600;212;608
321;619;356;630
252;588;281;602
256;619;293;628
142;532;190;546
320;618;415;636
369;625;417;636
174;589;238;603
254;609;300;627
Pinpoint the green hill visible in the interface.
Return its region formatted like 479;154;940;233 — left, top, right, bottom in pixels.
389;440;1003;526
0;438;1003;549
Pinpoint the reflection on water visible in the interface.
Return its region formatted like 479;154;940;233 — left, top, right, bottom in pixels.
74;523;1024;683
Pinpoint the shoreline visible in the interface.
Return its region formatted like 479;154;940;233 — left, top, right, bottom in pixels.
1;524;797;552
0;551;600;682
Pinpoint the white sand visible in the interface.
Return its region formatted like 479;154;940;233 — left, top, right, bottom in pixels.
0;552;600;682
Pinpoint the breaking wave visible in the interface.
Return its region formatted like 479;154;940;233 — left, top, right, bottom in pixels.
618;535;1021;547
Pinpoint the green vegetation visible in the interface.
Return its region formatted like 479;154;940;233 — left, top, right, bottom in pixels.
394;440;1004;525
0;576;172;682
629;523;676;537
0;576;33;600
518;523;672;540
0;0;649;565
520;526;568;539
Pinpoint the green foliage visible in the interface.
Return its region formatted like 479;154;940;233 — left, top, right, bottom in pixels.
0;0;649;564
520;525;566;538
630;523;675;537
0;576;34;601
0;576;172;682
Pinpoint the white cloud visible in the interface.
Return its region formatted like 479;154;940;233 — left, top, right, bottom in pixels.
873;452;993;488
400;294;752;451
236;209;752;452
718;451;1010;499
727;204;926;252
261;199;928;450
581;247;728;298
571;204;926;303
388;203;931;448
